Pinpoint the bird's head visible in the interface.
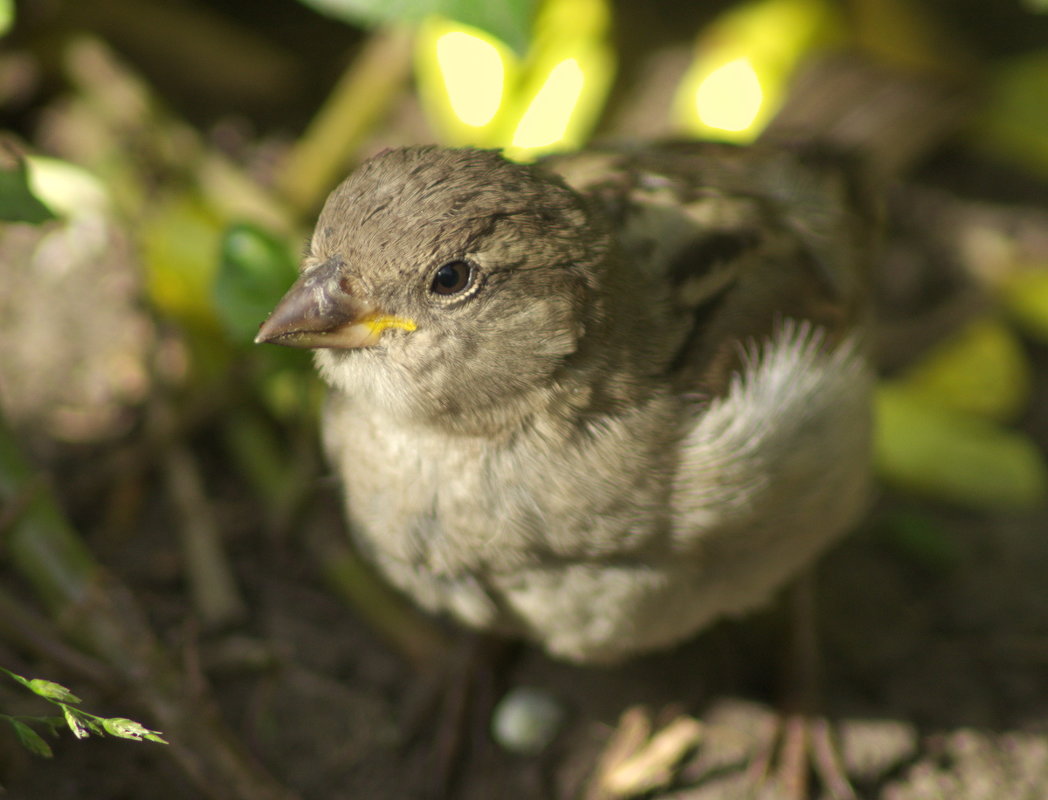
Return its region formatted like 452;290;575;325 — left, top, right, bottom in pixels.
256;147;608;428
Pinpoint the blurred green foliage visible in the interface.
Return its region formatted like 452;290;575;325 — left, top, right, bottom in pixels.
297;0;537;53
873;508;961;573
0;148;56;224
214;223;301;344
3;0;1048;513
875;384;1048;510
976;50;1048;173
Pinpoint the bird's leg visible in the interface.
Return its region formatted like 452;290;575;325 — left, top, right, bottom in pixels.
750;571;856;800
399;633;509;798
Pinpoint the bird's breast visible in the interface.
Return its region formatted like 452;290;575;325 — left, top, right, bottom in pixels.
321;390;682;574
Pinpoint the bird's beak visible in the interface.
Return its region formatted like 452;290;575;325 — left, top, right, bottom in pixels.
255;258;416;349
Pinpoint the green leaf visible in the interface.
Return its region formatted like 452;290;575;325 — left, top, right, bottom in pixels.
0;144;56;224
10;720;53;758
895;316;1031;423
975;50;1048;174
0;0;13;37
298;0;439;25
441;0;535;53
27;679;81;704
142;194;226;328
1001;266;1048;343
875;383;1048;510
213;223;300;343
874;509;961;572
62;707;91;740
102;717;168;743
296;0;536;53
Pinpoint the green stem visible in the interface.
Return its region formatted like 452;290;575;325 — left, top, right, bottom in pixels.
277;26;415;215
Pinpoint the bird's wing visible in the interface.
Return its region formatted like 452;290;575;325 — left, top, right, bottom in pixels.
543;142;874;396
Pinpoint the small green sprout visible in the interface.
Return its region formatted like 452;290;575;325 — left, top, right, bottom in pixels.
1;666;167;758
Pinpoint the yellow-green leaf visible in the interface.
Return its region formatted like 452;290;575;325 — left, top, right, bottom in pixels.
875;383;1048;510
62;707;90;740
972;50;1048;175
27;679;81;704
0;0;13;37
1000;265;1048;342
895;316;1031;422
141;194;225;329
101;717;167;743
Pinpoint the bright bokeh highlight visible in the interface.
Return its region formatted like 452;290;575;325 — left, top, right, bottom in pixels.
435;31;505;128
25;155;109;218
694;57;764;133
414;0;614;157
673;0;841;142
510;58;585;152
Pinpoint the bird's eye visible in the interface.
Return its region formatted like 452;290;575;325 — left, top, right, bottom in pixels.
430;260;473;296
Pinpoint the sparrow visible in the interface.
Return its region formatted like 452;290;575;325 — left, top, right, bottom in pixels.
256;142;875;664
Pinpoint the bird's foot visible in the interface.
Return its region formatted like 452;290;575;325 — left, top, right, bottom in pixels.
744;571;856;800
748;709;856;800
